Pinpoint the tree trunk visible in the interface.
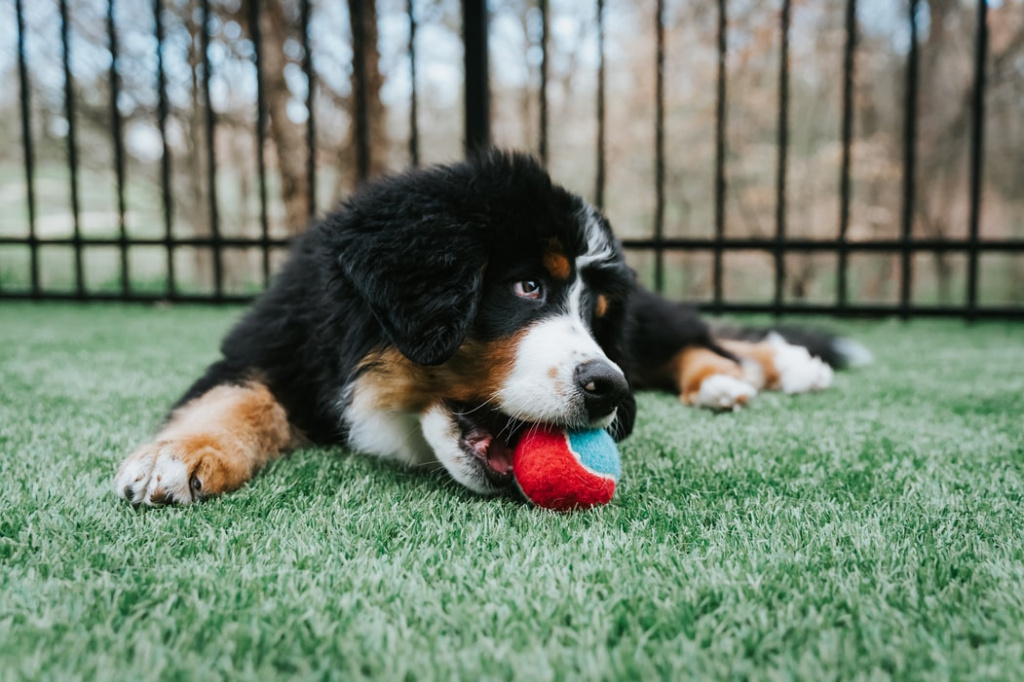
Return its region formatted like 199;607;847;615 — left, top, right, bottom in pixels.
260;0;312;236
347;0;389;185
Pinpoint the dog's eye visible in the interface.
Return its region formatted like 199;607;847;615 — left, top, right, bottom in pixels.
512;280;545;301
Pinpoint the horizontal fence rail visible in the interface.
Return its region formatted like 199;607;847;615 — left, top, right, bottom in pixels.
1;0;1020;320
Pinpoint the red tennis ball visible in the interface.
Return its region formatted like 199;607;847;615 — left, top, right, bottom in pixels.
513;426;621;511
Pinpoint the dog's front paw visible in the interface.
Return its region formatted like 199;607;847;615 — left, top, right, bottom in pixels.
115;441;198;506
114;435;246;506
693;374;758;411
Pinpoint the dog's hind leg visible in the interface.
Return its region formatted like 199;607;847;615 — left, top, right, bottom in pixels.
719;334;834;395
626;287;758;410
114;381;296;506
670;347;758;410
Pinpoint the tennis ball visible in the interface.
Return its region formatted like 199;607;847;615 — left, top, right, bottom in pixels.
513;425;621;511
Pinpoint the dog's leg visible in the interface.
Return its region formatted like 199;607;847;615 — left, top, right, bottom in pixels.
672;347;758;410
719;334;833;394
114;382;295;506
625;287;757;410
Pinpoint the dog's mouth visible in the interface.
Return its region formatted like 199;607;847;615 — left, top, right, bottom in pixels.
453;403;529;488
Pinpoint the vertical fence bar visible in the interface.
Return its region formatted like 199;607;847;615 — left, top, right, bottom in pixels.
351;0;370;181
713;0;728;312
653;0;665;293
200;0;222;299
15;0;38;296
408;0;420;167
900;0;919;320
59;0;84;298
107;0;129;296
774;0;791;314
249;0;270;287
463;0;490;155
594;0;606;209
154;0;175;298
966;0;988;321
837;0;857;310
300;0;316;214
538;0;548;166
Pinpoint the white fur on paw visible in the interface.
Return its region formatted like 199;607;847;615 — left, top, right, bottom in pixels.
740;358;766;390
767;333;835;394
114;443;193;506
695;374;758;411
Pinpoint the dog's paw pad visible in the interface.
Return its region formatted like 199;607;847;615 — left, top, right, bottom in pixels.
768;333;835;394
694;374;758;411
114;443;193;507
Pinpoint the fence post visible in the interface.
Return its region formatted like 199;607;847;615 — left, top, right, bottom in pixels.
408;0;420;167
59;0;84;298
966;0;988;322
351;0;370;183
463;0;490;155
538;0;548;166
107;0;129;297
300;0;317;211
653;0;665;294
199;0;222;299
774;0;791;315
837;0;857;311
14;0;38;297
899;0;920;320
594;0;606;209
712;0;728;313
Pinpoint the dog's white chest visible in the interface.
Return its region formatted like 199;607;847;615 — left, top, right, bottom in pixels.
340;379;434;466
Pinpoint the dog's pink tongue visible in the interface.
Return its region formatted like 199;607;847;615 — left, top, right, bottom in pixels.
486;439;515;475
465;429;514;474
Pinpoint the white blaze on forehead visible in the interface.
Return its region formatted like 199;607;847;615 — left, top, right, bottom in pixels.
566;203;620;327
564;275;587;320
576;204;616;269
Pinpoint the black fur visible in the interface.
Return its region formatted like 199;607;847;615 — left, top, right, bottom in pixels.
710;324;850;369
174;151;813;458
624;288;737;390
175;152;673;446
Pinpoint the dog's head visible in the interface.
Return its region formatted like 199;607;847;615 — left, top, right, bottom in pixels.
330;151;636;494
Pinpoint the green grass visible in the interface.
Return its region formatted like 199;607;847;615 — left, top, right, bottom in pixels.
1;303;1022;681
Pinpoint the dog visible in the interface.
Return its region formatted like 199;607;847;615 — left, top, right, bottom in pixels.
115;151;866;506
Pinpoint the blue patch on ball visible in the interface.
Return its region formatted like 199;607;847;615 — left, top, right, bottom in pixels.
567;429;621;481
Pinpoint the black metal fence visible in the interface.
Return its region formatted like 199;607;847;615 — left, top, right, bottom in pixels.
2;0;1022;319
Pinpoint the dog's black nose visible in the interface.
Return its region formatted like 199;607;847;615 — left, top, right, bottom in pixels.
575;360;629;420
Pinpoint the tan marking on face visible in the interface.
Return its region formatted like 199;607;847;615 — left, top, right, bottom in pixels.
353;333;525;413
595;294;609;318
547;366;558;379
542;237;571;281
718;339;782;390
154;382;295;497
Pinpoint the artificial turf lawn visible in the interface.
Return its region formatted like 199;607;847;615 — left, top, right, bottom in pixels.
1;303;1022;681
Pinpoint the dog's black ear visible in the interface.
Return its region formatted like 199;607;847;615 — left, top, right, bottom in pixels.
327;206;487;366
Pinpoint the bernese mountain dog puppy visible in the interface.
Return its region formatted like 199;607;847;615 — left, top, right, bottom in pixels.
115;151;863;506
